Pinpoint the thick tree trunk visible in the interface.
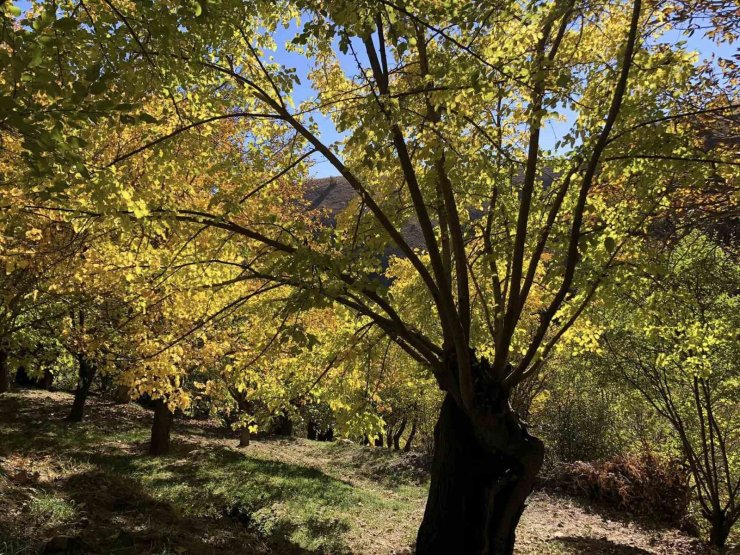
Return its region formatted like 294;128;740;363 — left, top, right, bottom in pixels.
307;420;319;440
68;357;96;422
404;420;417;452
708;512;731;548
238;427;251;448
393;418;407;450
375;432;384;447
0;349;9;394
416;394;544;555
149;399;173;456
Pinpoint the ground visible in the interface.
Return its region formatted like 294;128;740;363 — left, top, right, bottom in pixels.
0;390;713;554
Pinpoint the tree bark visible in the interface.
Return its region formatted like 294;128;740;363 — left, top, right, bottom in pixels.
68;356;96;422
38;368;54;390
113;384;131;404
269;414;293;436
0;349;8;394
14;365;35;387
307;420;319;440
318;427;333;441
238;427;251;448
404;420;417;452
393;417;407;450
416;394;544;555
708;512;732;548
375;432;384;447
149;398;173;456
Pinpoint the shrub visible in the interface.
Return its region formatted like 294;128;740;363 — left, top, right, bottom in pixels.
552;452;692;525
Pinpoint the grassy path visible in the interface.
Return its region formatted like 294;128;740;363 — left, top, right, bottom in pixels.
0;390;706;554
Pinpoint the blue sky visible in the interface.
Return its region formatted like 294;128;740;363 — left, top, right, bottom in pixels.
276;28;735;177
12;1;735;178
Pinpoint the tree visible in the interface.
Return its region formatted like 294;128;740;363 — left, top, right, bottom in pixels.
6;0;739;551
606;233;739;547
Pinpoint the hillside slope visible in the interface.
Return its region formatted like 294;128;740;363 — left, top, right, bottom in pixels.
0;390;708;554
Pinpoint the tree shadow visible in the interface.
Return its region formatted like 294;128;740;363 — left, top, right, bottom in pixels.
553;536;653;554
76;448;353;553
2;392;356;555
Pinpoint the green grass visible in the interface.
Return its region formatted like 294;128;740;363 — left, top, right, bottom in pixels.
0;391;425;554
27;492;77;526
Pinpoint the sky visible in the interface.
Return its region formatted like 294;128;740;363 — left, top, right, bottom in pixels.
275;28;735;178
12;1;736;178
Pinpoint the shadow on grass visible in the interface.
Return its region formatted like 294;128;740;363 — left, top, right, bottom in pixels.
1;392;354;554
554;536;652;554
93;447;354;549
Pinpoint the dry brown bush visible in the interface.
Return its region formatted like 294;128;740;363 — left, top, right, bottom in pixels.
552;452;692;525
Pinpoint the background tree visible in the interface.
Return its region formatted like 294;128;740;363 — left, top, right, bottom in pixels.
605;233;739;547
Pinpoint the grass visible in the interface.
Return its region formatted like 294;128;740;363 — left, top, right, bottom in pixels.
0;391;426;554
27;492;77;526
0;390;712;554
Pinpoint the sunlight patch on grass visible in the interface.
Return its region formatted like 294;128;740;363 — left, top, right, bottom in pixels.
28;492;76;525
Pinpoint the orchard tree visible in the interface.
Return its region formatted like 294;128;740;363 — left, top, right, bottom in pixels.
6;0;740;552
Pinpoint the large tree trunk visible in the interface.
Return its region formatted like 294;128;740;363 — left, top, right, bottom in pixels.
0;349;8;394
149;398;173;456
68;356;96;422
416;394;544;555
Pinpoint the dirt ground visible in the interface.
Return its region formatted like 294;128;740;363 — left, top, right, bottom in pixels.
0;389;723;554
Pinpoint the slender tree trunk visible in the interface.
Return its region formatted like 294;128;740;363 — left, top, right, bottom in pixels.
386;425;394;448
68;356;96;422
708;512;732;548
149;398;173;456
416;394;544;555
238;427;251;448
113;384;131;404
270;414;293;436
38;368;54;390
235;392;255;447
0;349;9;394
14;365;34;387
394;417;407;450
404;420;417;452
